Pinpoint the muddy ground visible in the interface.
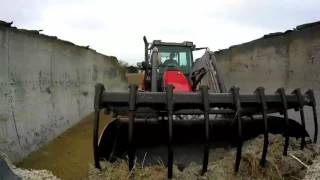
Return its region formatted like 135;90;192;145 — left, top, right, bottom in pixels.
17;113;111;180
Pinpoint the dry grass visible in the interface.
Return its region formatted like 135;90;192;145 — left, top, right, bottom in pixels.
304;153;320;180
88;134;320;180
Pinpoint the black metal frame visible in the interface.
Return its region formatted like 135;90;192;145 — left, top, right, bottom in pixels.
230;86;243;172
165;85;174;177
201;86;210;175
276;88;290;155
93;83;318;178
128;85;137;171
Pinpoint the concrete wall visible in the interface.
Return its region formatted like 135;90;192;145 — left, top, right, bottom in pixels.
0;22;127;162
215;22;320;141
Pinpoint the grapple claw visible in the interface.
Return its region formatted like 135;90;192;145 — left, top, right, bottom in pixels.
276;88;290;156
200;86;210;175
165;85;174;179
255;87;269;166
292;89;306;150
93;83;105;169
305;89;318;143
128;85;138;171
94;84;318;177
230;86;243;172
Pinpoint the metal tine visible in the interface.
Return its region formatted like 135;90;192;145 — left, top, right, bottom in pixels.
166;85;174;179
93;83;105;169
305;89;318;143
230;86;243;172
255;87;269;166
276;88;290;156
200;86;210;175
128;85;138;171
292;88;306;150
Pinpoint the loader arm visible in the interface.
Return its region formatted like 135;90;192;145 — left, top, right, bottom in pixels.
190;50;227;93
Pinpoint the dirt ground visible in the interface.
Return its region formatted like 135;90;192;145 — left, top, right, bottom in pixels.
16;73;141;180
18;113;112;180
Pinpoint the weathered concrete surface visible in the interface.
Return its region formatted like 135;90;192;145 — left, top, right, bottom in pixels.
215;21;320;141
0;21;127;162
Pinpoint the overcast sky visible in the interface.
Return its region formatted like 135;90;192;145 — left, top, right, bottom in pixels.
1;0;320;64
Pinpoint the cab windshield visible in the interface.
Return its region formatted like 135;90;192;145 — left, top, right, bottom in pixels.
157;46;192;74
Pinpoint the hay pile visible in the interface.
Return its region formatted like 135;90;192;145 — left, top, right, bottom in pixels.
304;155;320;180
88;134;320;180
0;152;60;180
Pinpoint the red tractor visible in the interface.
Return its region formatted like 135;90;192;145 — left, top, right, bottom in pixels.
93;36;318;178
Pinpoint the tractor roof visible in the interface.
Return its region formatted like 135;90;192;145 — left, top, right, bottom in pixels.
149;40;195;50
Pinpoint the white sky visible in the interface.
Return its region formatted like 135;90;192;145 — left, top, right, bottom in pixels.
1;0;320;65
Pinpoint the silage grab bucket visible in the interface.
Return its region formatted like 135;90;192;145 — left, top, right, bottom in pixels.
93;83;318;178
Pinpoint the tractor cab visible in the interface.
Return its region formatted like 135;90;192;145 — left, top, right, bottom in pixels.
151;41;194;75
142;37;195;91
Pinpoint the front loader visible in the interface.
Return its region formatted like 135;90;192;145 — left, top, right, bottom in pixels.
93;36;318;178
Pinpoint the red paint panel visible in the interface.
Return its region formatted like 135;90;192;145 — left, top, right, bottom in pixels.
162;70;192;92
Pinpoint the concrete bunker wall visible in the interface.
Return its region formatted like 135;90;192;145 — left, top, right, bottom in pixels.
215;22;320;141
0;23;127;162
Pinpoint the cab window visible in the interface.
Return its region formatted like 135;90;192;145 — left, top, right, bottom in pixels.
157;46;192;74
